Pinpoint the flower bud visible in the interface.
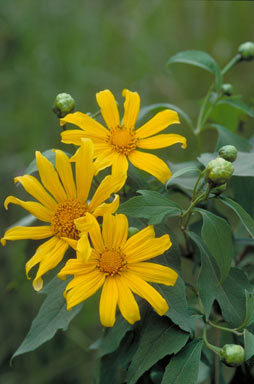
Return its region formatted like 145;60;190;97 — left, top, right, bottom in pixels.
222;83;233;97
52;93;75;118
220;344;245;367
150;369;163;384
128;227;139;237
238;42;254;61
218;145;238;163
205;157;234;186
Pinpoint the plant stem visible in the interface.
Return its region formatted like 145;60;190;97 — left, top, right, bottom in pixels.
202;325;221;356
221;53;241;76
208;320;244;336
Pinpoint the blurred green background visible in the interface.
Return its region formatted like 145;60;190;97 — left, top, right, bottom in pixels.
1;1;254;383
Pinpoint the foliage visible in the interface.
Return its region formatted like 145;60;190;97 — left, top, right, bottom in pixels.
2;7;254;382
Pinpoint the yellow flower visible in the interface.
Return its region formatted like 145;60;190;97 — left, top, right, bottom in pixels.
1;139;125;291
60;89;187;183
58;213;178;327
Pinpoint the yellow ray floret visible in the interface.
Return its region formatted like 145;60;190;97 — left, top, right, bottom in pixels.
1;139;126;291
58;213;178;327
60;89;187;183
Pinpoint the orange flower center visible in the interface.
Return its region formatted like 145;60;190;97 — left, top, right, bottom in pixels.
51;199;87;239
98;249;127;276
107;126;137;155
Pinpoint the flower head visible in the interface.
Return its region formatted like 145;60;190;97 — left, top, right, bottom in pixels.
60;89;187;183
58;213;178;327
1;139;125;291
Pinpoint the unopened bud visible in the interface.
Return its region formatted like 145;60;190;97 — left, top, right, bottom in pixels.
211;183;227;196
220;344;245;367
53;93;75;118
222;83;233;97
218;145;238;163
128;227;139;237
205;158;234;186
238;42;254;61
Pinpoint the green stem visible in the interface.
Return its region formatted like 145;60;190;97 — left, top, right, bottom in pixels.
208;320;244;336
195;84;214;136
91;109;101;118
221;53;242;76
203;325;221;356
192;171;204;201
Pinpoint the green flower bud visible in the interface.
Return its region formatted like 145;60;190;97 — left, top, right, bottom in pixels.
222;83;233;97
218;145;238;163
128;227;139;238
220;344;245;367
238;41;254;61
52;93;75;118
205;157;234;186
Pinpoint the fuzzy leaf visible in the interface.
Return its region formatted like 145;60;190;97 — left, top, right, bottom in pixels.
11;277;82;362
127;312;189;384
167;50;222;91
196;208;233;282
118;190;181;224
161;339;203;384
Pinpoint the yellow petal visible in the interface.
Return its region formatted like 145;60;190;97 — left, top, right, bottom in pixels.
60;111;109;138
74;139;95;202
115;275;140;324
60;237;78;250
124;225;155;254
58;258;96;280
76;234;92;263
128;150;171;183
32;238;69;291
137;134;187;150
65;270;105;309
61;129;87;146
135;110;180;139
14;175;57;210
36;151;67;202
122;272;169;316
96;90;120;130
125;234;172;263
54;150;76;198
4;196;52;222
88;173;126;212
102;214;128;250
87;216;105;253
75;212;95;233
1;225;53;245
99;277;118;327
93;148;116;175
122;89;140;130
111;153;129;178
128;262;178;286
93;194;119;217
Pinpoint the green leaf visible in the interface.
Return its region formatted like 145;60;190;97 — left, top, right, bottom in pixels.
166;166;200;189
138;103;193;129
11;277;82;362
161;339;203;384
167;50;222;91
216;268;252;328
218;97;254;118
92;316;133;357
99;330;137;384
127;312;189;384
118;190;181;225
211;124;250;152
158;276;194;333
244;329;254;360
196;208;233;282
198;152;254;177
230;177;254;217
239;291;254;329
189;232;220;318
219;196;254;239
